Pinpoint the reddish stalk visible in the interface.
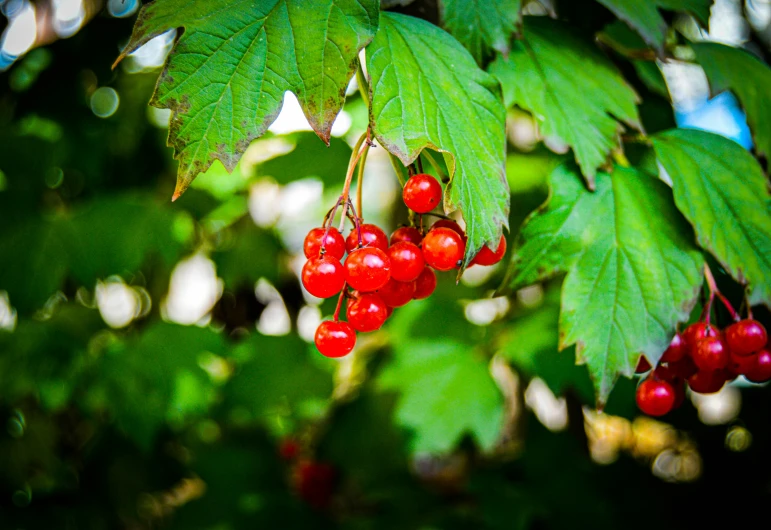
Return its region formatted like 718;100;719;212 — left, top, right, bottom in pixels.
704;263;739;321
332;285;347;321
338;129;372;232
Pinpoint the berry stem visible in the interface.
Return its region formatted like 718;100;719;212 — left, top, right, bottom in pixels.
416;154;424;174
339;129;371;232
332;284;347;321
356;144;369;222
704;263;739;321
421;211;455;221
421;150;449;183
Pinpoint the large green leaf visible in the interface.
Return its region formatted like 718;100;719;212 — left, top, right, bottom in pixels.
366;12;509;265
438;0;521;64
652;129;771;308
502;165;703;403
692;42;771;160
118;0;380;198
378;340;504;454
596;0;711;50
489;17;641;189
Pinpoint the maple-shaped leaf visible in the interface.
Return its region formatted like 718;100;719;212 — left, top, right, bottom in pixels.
117;0;380;199
438;0;521;65
489;17;641;189
502;165;703;404
366;12;509;266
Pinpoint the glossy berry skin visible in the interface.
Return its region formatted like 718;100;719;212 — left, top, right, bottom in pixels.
314;320;356;358
344;247;391;292
726;319;768;356
431;219;466;239
668;356;698;379
302;256;345;298
636;379;675;416
661;333;687;363
682;322;717;351
422;227;466;271
377;278;416;307
403;173;442;213
653;363;679;382
471;235;507;266
388;241;425;282
390;226;423;246
746;349;771;383
346;294;388;332
303;227;346;260
413;267;437;300
728;351;757;376
635;356;652;374
687;369;728;394
345;224;389;253
692;335;730;371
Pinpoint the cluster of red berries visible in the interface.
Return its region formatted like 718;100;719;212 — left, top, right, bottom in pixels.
635;318;771;416
301;173;506;358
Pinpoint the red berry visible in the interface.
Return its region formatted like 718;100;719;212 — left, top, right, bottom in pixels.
385;306;394;319
431;219;466;239
636;378;675;416
635;356;652;374
303;227;345;260
726;319;768;357
295;460;336;509
746;348;771;383
413;267;437;300
470;235;507;266
345;224;389;253
672;380;686;410
661;333;687;363
377;278;416;307
687;370;727;394
403;173;442;213
346;294;388;332
692;335;730;371
388;241;425;282
344;247;391;292
682;322;717;351
668;356;698;379
653;363;679;382
302;256;345;298
422;227;465;271
279;438;301;461
314;320;356;358
728;351;757;376
390;226;423;246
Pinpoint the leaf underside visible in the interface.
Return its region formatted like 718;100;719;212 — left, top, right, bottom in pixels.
503;165;704;404
652;129;771;308
118;0;379;199
366;12;509;265
489;17;641;189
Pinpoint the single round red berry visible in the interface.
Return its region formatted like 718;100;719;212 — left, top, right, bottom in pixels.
687;369;727;394
302;256;345;298
682;322;718;352
422;227;465;271
344;247;391;292
345;224;389;253
346;293;388;332
745;348;771;383
470;235;507;266
661;333;687;363
403;173;442;213
728;351;757;376
303;227;346;260
431;219;466;239
726;319;768;357
377;278;416;307
314;320;356;358
388;241;425;282
636;378;676;416
635;356;652;374
413;267;437;300
692;335;730;371
668;356;698;379
390;226;423;246
672;380;686;410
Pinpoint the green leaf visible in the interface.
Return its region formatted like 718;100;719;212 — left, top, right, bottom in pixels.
692;42;771;160
378;340;504;454
438;0;521;64
502;165;704;403
596;0;712;50
652;129;771;308
489;17;641;189
367;12;509;265
118;0;380;198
